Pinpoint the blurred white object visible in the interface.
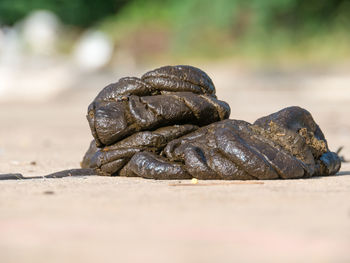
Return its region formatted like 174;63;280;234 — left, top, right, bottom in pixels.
21;10;61;54
0;12;75;102
0;27;23;64
73;30;113;71
0;29;3;54
0;27;23;97
0;27;74;101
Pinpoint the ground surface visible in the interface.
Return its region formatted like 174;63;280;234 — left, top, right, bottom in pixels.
0;65;349;263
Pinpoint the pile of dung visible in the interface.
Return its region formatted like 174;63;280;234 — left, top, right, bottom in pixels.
82;65;341;180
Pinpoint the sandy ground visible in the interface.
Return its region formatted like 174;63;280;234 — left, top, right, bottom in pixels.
0;66;350;263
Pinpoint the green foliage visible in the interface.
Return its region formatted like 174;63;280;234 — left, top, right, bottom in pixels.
113;0;350;39
1;0;349;61
104;0;350;60
2;0;349;30
0;0;127;26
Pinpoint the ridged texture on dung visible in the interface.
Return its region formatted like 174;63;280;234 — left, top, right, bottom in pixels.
82;66;341;179
87;65;230;147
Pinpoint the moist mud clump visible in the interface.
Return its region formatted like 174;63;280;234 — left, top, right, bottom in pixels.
82;65;341;180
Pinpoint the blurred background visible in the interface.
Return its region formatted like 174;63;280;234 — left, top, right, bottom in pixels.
1;2;350;263
0;0;350;100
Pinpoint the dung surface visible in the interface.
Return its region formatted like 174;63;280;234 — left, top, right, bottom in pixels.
82;65;341;179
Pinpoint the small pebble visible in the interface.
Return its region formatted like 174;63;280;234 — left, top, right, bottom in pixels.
191;178;198;184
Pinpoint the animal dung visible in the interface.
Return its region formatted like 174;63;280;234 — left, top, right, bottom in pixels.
82;65;341;180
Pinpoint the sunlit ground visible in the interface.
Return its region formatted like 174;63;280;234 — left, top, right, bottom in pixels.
1;7;350;263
